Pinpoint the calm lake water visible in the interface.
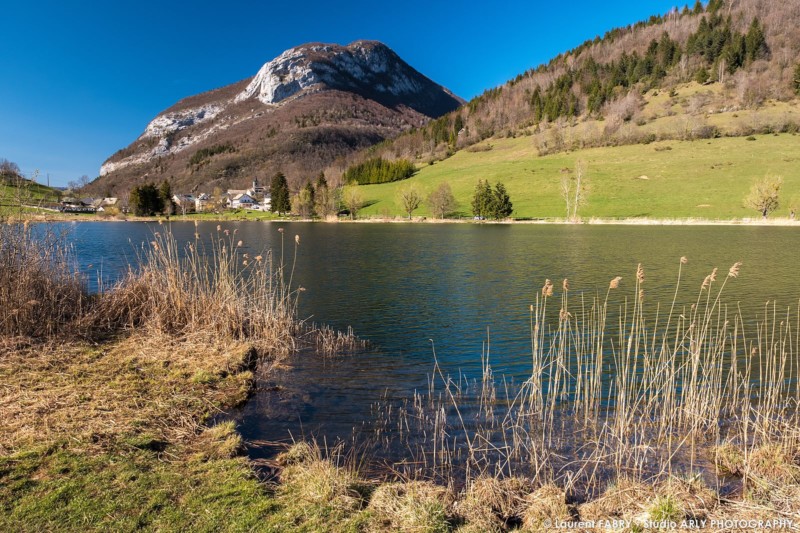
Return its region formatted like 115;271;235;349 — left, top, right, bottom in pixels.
58;221;800;461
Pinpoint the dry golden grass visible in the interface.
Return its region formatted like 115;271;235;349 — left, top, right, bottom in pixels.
659;475;717;520
521;484;572;531
457;476;532;530
0;333;256;455
747;444;800;485
276;441;316;467
714;442;745;476
0;222;87;339
579;477;654;522
278;450;370;513
368;481;453;533
189;420;243;461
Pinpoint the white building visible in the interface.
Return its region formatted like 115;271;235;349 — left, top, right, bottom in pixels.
248;178;266;197
228;193;257;209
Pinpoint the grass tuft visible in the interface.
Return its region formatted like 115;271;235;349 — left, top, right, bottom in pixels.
368;481;453;533
522;484;572;530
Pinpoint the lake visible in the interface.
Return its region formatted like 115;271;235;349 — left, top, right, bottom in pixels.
59;221;800;471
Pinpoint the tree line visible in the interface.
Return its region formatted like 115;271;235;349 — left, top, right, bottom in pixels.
342;157;415;185
130;180;174;216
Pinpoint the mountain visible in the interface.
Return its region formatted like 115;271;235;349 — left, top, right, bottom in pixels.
356;0;799;168
94;41;463;194
340;0;800;220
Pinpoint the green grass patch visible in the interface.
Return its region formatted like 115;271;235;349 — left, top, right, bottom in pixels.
357;133;800;220
0;445;277;532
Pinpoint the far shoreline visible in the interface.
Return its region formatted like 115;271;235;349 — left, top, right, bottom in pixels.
16;212;800;227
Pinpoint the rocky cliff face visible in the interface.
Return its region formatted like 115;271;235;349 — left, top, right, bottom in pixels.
233;41;460;114
97;41;463;192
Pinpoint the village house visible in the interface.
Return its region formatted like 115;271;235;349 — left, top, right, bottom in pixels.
228;192;257;209
60;197;96;213
194;193;212;212
92;198;119;212
172;194;196;215
248;178;266;198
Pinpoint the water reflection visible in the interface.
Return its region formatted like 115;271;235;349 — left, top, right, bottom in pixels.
52;221;800;462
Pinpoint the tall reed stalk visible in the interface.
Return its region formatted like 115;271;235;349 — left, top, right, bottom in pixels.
0;221;86;338
87;223;302;353
379;260;800;498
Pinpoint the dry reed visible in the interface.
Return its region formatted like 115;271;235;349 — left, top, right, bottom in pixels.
0;222;87;339
376;258;800;513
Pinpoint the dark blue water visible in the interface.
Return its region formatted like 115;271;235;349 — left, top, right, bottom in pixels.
55;221;800;453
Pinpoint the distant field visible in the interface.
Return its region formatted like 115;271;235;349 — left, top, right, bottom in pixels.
358;133;800;220
0;180;61;203
0;180;62;217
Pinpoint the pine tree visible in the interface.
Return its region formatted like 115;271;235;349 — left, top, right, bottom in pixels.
313;173;335;218
745;17;768;63
159;179;174;215
270;172;291;215
130;183;163;216
694;67;710;84
471;180;493;219
491;182;513;219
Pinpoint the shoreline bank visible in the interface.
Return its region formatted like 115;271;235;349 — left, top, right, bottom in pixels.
15;211;800;227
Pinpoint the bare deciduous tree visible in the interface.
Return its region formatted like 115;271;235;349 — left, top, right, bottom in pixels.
561;160;589;222
398;185;421;219
426;182;457;219
291;187;314;218
744;175;782;219
314;185;337;219
560;173;572;220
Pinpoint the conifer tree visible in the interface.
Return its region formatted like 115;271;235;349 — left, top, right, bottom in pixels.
270;172;291;215
130;183;164;216
471;179;494;219
313;173;335;218
159;179;174;215
492;182;513;219
745;17;768;63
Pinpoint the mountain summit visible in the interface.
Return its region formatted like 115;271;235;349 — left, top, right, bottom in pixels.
97;41;463;192
236;41;461;116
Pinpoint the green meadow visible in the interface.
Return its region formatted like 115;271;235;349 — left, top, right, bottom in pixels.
358;133;800;220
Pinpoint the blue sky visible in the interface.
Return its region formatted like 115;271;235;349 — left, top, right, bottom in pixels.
2;0;683;187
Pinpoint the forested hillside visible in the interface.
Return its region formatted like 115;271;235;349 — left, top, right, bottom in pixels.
341;0;799;174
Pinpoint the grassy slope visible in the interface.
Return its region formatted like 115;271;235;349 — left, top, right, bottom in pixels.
359;132;800;220
0;180;61;203
357;83;800;220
